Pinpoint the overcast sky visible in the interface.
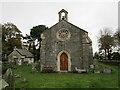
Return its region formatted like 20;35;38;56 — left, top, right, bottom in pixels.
1;0;118;53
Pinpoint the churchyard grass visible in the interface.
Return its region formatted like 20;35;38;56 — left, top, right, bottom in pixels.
13;63;119;88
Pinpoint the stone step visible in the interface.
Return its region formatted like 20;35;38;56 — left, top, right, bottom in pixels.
58;71;68;74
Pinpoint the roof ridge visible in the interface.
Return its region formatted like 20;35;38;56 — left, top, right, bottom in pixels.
16;48;34;58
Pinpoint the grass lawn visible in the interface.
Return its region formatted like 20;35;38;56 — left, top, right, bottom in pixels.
13;63;119;88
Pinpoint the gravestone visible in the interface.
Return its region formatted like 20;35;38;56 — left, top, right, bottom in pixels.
90;64;94;69
94;70;100;73
21;78;27;83
94;64;99;70
103;68;112;74
1;79;9;89
3;68;14;89
14;74;21;78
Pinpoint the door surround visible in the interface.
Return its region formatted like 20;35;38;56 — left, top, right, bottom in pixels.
57;50;71;71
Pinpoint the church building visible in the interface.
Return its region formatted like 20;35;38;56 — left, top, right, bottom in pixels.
40;9;93;72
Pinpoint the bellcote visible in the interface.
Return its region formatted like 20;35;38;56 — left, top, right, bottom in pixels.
58;9;68;22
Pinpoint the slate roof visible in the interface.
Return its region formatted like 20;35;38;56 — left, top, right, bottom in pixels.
16;49;34;58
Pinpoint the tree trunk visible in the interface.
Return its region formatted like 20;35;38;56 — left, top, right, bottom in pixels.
28;43;31;50
104;49;107;60
107;49;111;60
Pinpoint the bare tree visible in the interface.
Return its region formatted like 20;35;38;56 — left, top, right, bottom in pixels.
114;29;120;52
98;28;115;60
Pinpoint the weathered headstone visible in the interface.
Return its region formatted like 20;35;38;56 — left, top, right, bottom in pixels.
21;78;27;83
94;64;99;70
3;68;14;89
14;74;21;78
90;64;94;69
94;70;100;73
103;68;112;74
32;63;37;73
1;79;9;89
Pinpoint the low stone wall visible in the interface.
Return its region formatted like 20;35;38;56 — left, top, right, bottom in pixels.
98;60;120;65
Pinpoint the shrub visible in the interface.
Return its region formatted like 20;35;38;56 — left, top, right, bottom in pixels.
2;62;17;74
2;64;8;74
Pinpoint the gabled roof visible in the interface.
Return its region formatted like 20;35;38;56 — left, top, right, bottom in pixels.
44;20;88;33
16;49;34;58
58;9;68;14
66;20;88;33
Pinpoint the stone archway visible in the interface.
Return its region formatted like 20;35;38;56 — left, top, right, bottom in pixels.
60;52;68;70
57;50;71;71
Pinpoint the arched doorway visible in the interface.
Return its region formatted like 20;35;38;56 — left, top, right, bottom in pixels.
60;53;68;70
57;50;71;71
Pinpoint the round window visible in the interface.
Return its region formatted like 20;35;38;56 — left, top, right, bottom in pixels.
57;29;70;41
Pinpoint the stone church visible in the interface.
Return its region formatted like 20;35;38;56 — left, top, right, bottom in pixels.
40;9;93;72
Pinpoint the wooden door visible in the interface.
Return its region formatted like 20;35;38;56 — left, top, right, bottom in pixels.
60;53;68;70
